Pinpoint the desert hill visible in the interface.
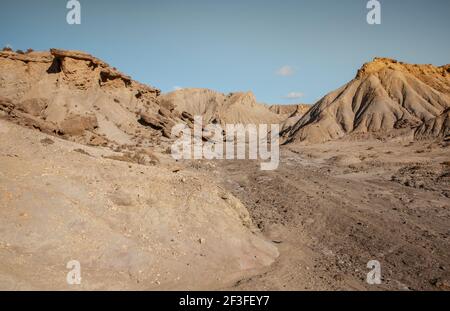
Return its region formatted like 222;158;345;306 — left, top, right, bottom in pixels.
283;58;450;144
0;49;279;290
160;88;283;125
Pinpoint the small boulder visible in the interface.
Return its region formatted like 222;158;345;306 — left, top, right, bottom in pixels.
17;98;48;117
59;113;98;136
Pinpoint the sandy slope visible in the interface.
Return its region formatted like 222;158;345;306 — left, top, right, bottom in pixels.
0;120;278;290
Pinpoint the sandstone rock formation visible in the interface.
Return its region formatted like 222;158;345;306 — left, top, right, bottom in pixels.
0;49;179;151
283;58;450;144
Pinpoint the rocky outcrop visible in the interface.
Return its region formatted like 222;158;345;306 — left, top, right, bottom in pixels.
283;58;450;144
0;49;179;151
0;50;53;63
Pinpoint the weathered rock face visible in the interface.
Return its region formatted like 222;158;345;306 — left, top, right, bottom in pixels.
0;49;179;151
283;58;450;144
160;88;283;125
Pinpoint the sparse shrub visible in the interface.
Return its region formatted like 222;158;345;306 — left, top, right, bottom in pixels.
2;46;12;52
26;48;34;54
16;49;25;54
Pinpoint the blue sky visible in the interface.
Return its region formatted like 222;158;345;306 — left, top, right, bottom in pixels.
1;0;449;104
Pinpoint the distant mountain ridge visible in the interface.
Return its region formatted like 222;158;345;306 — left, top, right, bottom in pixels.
160;88;284;126
2;50;447;146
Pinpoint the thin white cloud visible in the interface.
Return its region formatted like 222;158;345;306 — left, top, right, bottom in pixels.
284;92;304;99
173;86;183;91
276;65;295;76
